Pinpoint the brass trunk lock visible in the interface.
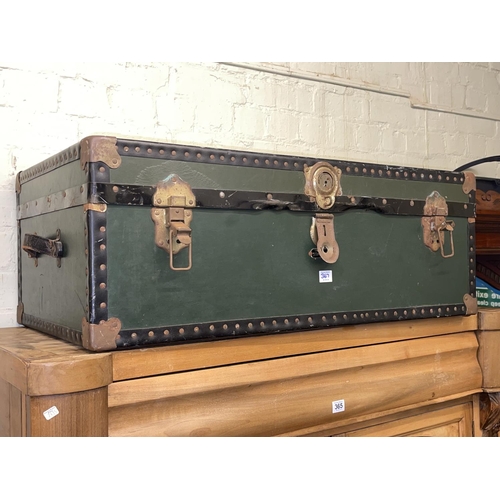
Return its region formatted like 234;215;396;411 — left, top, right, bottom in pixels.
304;161;342;209
309;213;340;264
422;191;455;258
151;175;195;271
305;162;341;263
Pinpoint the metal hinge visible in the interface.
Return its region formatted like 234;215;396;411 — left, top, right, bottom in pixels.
151;175;195;271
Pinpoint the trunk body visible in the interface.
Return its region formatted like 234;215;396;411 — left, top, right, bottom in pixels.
16;136;477;351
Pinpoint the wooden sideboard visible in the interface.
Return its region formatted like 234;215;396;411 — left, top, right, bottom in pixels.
0;313;491;437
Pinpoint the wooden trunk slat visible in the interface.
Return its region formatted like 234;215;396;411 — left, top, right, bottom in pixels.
108;332;482;436
111;315;478;381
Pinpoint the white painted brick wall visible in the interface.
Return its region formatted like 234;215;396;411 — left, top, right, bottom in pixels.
1;61;500;328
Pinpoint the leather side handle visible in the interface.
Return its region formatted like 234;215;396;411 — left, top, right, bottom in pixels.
22;230;63;260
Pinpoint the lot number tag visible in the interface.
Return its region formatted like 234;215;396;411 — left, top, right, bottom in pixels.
43;406;59;421
319;270;332;283
332;399;345;414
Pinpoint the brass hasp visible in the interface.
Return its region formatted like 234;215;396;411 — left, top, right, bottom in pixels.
151;175;195;271
422;191;455;258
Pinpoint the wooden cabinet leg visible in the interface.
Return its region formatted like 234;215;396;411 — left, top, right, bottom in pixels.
27;387;108;437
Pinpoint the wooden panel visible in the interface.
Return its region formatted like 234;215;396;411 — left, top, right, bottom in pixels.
26;358;113;396
476;233;500;254
108;332;482;437
111;315;478;381
0;377;10;437
473;394;482;437
477;330;500;390
478;308;500;331
9;385;23;437
0;327;112;395
0;378;24;437
28;387;108;437
344;403;473;437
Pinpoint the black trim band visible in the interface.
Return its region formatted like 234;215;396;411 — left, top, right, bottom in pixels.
468;220;476;298
115;303;468;349
96;183;475;218
117;139;467;185
16;136;469;189
87;210;108;324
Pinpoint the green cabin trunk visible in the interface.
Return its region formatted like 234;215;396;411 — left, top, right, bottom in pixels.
16;136;477;351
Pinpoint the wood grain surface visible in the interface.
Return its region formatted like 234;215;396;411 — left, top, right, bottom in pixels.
342;402;474;437
477;330;500;390
108;332;482;436
112;315;478;381
0;327;112;395
478;308;500;331
0;317;485;437
28;387;108;437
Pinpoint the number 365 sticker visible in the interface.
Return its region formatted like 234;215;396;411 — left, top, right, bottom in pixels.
332;399;345;414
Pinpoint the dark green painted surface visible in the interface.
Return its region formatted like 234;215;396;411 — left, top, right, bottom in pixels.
17;150;472;338
106;205;469;330
19;160;86;205
111;157;469;203
20;207;87;331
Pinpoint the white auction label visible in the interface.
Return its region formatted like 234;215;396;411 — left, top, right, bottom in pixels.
332;399;345;414
319;270;332;283
43;406;59;421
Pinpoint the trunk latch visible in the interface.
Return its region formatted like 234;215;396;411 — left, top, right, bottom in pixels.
309;213;340;264
305;162;342;263
422;191;455;258
151;175;195;271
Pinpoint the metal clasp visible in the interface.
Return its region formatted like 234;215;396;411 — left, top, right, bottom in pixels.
167;207;193;271
309;213;340;264
436;219;455;258
151;175;195;271
422;191;455;259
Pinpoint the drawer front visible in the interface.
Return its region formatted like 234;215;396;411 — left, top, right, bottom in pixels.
108;332;482;436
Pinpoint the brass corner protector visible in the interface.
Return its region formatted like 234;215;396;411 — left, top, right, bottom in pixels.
463;294;478;315
463;172;476;195
84;203;107;213
15;172;21;194
80;136;121;170
82;317;121;352
17;303;24;324
468;217;475;224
